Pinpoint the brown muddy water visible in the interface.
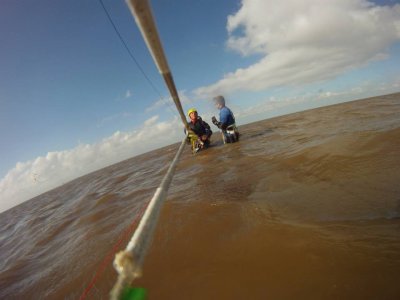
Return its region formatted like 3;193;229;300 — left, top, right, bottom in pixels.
1;93;400;299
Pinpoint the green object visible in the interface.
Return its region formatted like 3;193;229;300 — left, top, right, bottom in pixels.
120;287;147;300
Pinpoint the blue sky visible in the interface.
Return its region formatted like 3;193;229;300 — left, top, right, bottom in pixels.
1;0;400;212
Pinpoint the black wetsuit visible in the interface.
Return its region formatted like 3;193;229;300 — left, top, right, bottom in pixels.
188;117;212;146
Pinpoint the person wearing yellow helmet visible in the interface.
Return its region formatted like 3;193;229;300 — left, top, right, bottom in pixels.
187;108;197;117
186;108;212;152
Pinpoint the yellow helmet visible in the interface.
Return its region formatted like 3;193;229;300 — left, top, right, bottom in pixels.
187;108;197;117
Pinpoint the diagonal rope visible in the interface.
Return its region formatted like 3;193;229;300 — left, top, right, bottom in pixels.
125;0;190;132
97;0;162;98
79;203;148;300
110;138;186;300
110;1;192;299
98;0;180;119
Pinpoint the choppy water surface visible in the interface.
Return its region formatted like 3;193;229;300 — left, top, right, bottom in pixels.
1;93;400;299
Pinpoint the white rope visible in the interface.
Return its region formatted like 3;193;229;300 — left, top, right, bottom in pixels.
110;137;187;299
110;1;192;298
126;0;190;132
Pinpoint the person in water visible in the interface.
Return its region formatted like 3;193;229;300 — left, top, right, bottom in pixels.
211;95;239;143
186;108;212;152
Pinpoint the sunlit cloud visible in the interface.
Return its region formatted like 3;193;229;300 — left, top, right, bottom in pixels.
145;90;194;112
233;77;400;123
98;112;133;127
144;115;159;126
125;90;132;98
234;95;311;120
195;0;400;98
0;116;184;213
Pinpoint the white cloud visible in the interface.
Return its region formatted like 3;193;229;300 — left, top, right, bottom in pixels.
145;97;167;112
195;0;400;97
125;90;132;98
98;112;133;127
144;115;159;126
145;90;193;112
234;95;311;121
0;117;184;213
234;76;400;124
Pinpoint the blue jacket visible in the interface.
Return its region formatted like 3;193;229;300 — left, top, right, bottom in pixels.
219;106;235;128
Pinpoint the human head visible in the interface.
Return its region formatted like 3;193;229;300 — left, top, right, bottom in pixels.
213;95;225;109
187;108;198;121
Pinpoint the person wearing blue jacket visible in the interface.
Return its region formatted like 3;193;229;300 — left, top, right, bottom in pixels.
211;95;240;143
